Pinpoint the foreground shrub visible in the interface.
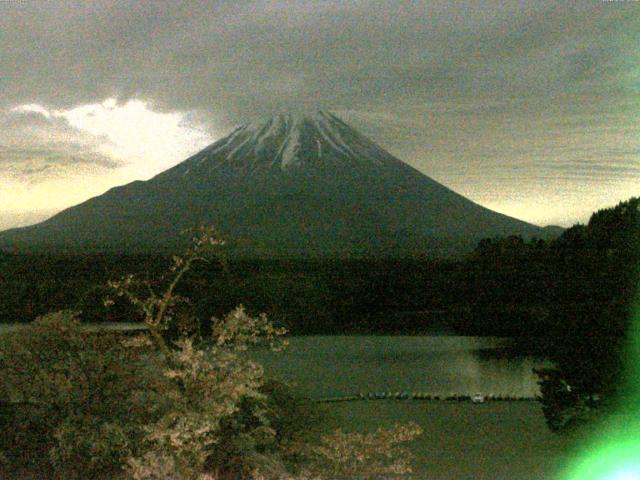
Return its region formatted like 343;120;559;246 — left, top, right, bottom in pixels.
2;227;423;479
289;423;423;480
127;312;281;480
125;325;421;480
0;310;163;478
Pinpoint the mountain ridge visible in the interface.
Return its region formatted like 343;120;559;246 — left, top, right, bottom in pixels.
0;110;555;258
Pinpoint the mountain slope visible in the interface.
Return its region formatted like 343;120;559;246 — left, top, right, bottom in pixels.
0;111;551;258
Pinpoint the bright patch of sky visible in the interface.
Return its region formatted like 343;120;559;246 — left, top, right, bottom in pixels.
13;98;215;179
2;99;215;228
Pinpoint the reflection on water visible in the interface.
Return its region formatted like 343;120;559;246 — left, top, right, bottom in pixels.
252;336;551;398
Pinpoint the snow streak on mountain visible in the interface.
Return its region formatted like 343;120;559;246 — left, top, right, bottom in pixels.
0;110;550;257
164;110;401;177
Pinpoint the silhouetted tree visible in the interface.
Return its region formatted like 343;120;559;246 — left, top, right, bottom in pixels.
536;197;640;432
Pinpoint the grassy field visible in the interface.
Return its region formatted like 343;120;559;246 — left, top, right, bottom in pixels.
328;400;580;480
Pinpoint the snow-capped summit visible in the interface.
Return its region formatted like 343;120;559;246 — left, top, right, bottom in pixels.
0;110;552;257
166;110;395;177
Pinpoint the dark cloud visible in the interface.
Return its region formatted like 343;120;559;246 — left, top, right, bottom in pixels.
0;144;120;166
0;110;108;144
1;1;636;117
0;0;638;224
0;110;122;182
0;144;121;182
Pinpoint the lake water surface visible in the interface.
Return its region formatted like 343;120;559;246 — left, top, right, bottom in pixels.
251;335;550;398
0;325;548;399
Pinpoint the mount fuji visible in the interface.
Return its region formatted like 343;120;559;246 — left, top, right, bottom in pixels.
0;110;550;257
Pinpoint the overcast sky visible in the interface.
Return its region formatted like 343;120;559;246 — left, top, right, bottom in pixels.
1;0;638;230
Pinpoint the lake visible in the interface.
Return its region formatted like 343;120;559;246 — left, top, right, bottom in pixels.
251;335;549;399
0;325;548;399
248;335;574;480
